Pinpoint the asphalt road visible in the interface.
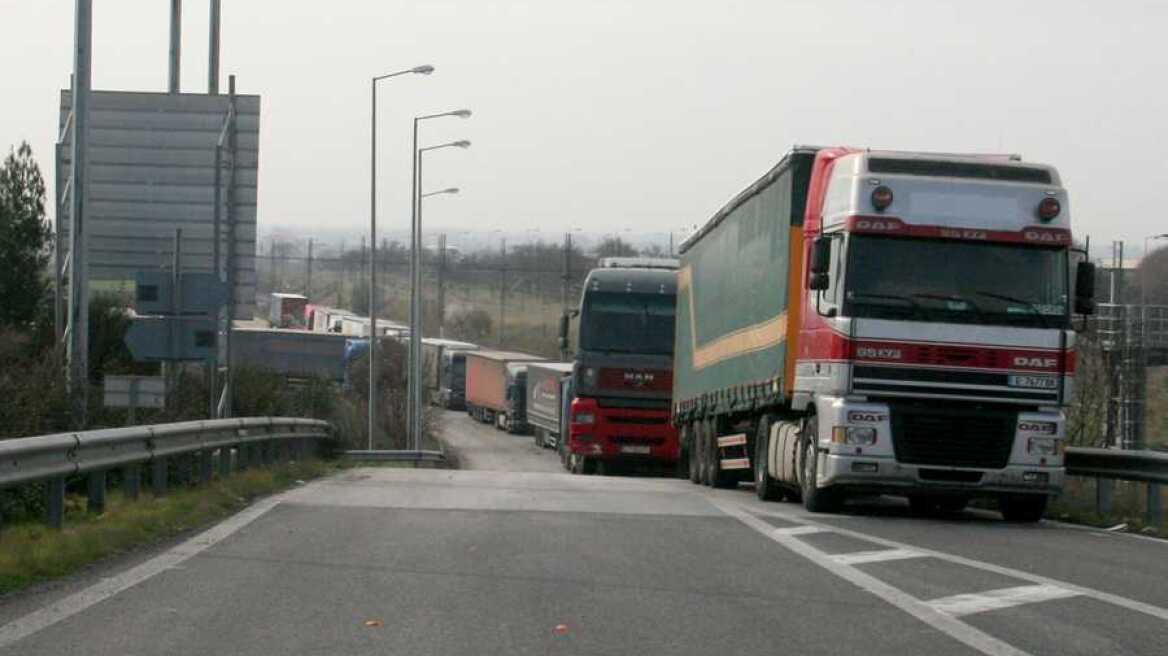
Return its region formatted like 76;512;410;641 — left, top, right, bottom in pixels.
3;412;1168;655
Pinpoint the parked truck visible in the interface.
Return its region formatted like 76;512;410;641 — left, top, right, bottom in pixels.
420;339;478;404
526;362;574;448
437;349;473;410
560;258;681;474
672;146;1096;522
464;350;545;429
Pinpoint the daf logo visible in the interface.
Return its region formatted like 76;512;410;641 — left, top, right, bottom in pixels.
1019;421;1057;434
847;411;887;423
1023;231;1069;244
854;219;900;231
1014;356;1057;369
857;346;902;360
624;371;655;387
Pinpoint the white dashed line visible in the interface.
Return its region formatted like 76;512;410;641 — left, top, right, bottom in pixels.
771;525;825;536
831;548;925;566
928;584;1081;617
712;498;1032;656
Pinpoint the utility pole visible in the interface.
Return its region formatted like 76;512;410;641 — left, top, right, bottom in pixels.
208;0;220;94
67;0;93;427
168;0;181;93
437;233;447;338
306;238;314;298
498;237;507;345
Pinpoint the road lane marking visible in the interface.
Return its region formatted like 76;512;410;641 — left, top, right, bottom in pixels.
928;585;1080;617
745;504;1168;624
772;526;825;536
710;498;1031;656
831;548;925;566
0;495;283;649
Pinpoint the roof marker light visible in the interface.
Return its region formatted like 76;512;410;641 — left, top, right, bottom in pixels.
1037;197;1061;221
871;185;894;211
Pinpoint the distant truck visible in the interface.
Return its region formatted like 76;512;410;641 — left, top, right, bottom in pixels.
232;327;347;380
672;146;1096;522
559;258;681;474
464;350;545;428
526;362;574;449
437;349;473;410
420;338;478;403
269;293;308;329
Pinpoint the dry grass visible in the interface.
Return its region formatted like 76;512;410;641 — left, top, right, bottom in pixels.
0;459;337;596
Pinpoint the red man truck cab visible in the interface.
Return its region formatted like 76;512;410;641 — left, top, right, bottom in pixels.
561;258;681;474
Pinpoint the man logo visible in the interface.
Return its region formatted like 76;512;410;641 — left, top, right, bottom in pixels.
1014;356;1057;369
623;371;655;388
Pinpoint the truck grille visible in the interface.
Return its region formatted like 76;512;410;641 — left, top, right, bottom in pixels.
890;402;1017;470
608;415;668;425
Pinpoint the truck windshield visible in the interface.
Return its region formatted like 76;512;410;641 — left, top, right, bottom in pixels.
843;235;1069;329
579;292;676;355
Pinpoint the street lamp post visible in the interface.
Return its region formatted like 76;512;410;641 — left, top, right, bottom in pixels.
410;139;471;452
367;64;432;451
405;110;470;446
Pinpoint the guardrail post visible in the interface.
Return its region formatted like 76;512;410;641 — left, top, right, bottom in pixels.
1147;483;1163;529
200;450;214;484
123;464;141;500
1097;478;1114;517
152;457;168;495
277;440;290;464
218;446;232;477
45;477;66;529
262;440;274;466
87;470;107;514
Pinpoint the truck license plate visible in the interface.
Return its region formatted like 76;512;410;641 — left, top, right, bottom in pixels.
1008;375;1058;390
621;445;651;455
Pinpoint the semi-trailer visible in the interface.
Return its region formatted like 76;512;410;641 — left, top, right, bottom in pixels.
464;350;545;427
526;362;574;448
672;147;1095;521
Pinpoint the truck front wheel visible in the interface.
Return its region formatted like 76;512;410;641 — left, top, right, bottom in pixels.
999;494;1048;523
800;416;841;513
755;416;781;501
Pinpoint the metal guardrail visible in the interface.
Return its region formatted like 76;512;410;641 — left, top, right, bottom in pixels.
0;417;332;530
1065;446;1168;527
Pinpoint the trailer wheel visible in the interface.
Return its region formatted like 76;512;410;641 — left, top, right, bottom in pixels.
799;416;840;513
755;416;781;501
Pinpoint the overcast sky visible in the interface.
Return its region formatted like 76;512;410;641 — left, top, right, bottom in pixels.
2;0;1165;254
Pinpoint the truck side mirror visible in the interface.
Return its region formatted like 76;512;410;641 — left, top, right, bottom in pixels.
810;236;831;275
1075;261;1096;315
808;236;831;291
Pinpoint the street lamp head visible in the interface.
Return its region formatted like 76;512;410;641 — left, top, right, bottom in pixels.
453;140;471;149
450;109;472;118
411;65;435;75
442;187;460;194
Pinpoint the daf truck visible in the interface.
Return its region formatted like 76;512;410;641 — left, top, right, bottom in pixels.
672;147;1096;521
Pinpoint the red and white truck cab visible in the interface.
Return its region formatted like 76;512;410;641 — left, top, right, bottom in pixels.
794;150;1093;517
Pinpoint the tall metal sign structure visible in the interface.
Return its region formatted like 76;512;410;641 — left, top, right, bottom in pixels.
56;0;259;425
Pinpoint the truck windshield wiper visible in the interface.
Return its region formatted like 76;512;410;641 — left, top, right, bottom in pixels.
847;292;926;318
910;293;989;323
972;290;1051;329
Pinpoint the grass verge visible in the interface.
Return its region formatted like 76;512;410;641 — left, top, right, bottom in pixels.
0;459;338;596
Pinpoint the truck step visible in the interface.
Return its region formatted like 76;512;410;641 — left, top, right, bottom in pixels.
716;433;747;448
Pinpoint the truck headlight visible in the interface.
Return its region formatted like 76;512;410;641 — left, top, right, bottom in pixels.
1027;437;1064;456
832;426;877;445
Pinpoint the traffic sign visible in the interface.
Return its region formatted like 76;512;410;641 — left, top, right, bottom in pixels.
103;376;166;409
125;317;218;361
135;271;228;315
